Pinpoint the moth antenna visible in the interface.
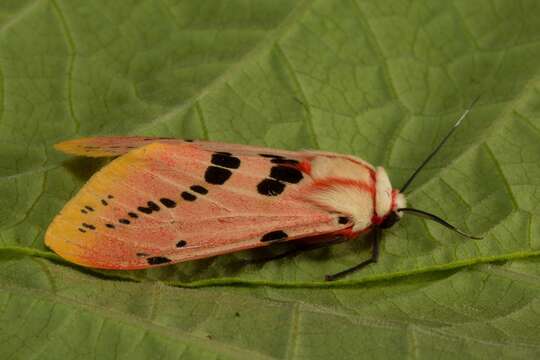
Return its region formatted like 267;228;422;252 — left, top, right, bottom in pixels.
400;95;481;193
397;207;483;239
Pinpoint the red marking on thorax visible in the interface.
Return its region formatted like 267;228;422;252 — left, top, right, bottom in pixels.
338;224;372;239
313;153;374;172
310;177;373;194
298;160;311;174
339;227;357;239
371;215;383;225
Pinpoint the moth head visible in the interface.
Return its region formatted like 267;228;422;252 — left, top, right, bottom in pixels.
379;211;400;229
373;167;407;230
379;192;406;229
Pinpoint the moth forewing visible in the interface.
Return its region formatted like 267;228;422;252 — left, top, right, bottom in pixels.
48;100;481;280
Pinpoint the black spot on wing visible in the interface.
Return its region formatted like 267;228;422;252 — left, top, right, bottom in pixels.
257;178;285;196
270;166;303;184
176;240;187;248
128;212;139;218
259;153;284;159
101;199;108;206
78;228;86;233
138;201;160;214
105;223;115;229
85;206;94;212
190;185;208;195
80;209;88;214
119;219;130;225
270;158;299;165
82;223;96;230
147;256;171;265
338;216;350;224
160;198;177;208
261;230;288;242
107;195;114;199
205;166;232;185
211;153;240;169
181;192;196;201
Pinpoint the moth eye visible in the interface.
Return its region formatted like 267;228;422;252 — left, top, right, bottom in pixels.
338;216;350;225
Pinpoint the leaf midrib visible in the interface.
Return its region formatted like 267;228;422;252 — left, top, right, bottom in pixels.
3;263;540;352
1;246;539;288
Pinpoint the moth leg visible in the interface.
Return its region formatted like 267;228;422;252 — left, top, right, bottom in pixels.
248;236;348;264
324;229;380;281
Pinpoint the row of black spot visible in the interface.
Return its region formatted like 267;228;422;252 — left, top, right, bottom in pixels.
259;153;300;165
78;195;114;232
204;151;241;185
260;230;288;242
77;151;299;265
144;230;290;266
77;150;232;231
143;239;187;265
140;153;299;265
77;184;210;233
76;150;243;264
256;154;303;197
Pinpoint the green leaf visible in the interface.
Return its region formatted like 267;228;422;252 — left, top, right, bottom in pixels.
2;257;540;359
1;0;539;358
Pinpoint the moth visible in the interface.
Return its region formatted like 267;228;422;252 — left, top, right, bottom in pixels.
45;101;481;281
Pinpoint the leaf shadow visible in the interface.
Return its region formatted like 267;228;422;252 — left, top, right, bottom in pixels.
61;157;110;181
167;232;375;282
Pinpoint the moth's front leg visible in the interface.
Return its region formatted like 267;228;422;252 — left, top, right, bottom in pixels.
325;228;381;281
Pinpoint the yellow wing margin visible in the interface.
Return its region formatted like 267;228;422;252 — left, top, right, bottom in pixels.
54;136;182;157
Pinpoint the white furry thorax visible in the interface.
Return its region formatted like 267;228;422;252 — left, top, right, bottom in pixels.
306;155;406;232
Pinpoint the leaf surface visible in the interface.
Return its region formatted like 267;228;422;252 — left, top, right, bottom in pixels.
1;0;539;358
